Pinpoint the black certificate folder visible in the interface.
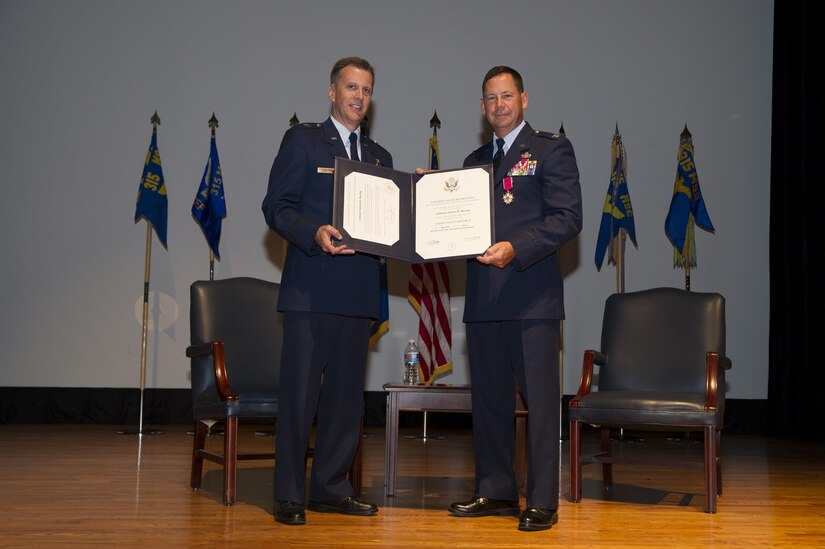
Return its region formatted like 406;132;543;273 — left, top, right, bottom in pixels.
332;158;495;264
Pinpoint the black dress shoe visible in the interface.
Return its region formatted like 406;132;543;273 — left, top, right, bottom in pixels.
448;496;520;517
274;501;306;526
307;496;378;516
518;508;558;531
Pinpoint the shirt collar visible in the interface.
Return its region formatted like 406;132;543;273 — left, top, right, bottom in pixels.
492;120;526;157
330;116;360;157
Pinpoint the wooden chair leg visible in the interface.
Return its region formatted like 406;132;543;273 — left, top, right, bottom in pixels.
704;426;717;513
601;426;613;487
570;420;582;502
716;429;723;496
223;417;238;506
191;420;207;489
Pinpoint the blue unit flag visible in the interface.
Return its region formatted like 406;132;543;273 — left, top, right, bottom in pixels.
665;140;714;267
135;128;168;248
595;148;637;270
192;136;227;258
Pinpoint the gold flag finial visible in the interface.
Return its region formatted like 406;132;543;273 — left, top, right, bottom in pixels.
680;124;692;145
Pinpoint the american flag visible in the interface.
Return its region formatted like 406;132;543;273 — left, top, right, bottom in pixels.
408;126;452;383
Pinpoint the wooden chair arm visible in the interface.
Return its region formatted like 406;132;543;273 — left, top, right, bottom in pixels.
186;341;239;401
211;341;238;401
570;350;605;407
704;351;724;411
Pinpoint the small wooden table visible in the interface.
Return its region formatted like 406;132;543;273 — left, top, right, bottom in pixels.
383;382;527;496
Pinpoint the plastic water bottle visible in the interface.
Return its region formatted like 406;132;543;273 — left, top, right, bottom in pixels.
403;339;420;385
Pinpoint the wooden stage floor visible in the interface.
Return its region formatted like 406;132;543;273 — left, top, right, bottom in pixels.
1;423;824;548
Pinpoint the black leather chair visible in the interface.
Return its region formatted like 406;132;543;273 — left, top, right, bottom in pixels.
568;287;731;513
187;277;362;505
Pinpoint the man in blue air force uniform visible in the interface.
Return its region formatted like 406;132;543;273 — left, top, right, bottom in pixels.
448;66;583;532
261;56;392;526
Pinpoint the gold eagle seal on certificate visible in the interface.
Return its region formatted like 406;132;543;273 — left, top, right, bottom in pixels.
443;177;459;192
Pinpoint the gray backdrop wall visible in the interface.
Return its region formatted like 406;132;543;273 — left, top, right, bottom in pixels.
0;1;772;398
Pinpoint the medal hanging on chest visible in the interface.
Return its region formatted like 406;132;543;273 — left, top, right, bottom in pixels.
502;176;514;205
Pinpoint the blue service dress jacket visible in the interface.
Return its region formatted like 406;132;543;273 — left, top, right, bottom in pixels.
462;122;583;322
262;117;393;319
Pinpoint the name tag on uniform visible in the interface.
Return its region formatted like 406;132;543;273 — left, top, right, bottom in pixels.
317;167;334;174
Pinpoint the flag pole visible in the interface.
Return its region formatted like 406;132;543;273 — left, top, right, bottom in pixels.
615;229;625;294
208;113;219;280
422;112;440;440
404;111;447;442
137;222;152;433
613;125;626;294
683;126;692;292
119;112;164;436
613;126;632;440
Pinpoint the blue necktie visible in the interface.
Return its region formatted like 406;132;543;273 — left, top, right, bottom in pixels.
349;132;360;162
493;138;505;171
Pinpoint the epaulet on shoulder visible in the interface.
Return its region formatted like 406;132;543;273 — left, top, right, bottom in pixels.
534;130;561;140
293;122;323;131
364;136;389;154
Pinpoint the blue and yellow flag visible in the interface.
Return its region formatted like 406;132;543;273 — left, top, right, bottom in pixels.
369;257;390;347
665;132;714;267
428;134;440;173
595;138;637;270
192;136;227;259
135;127;168;248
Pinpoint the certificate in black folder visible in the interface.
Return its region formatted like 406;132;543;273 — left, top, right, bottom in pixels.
332;157;495;263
